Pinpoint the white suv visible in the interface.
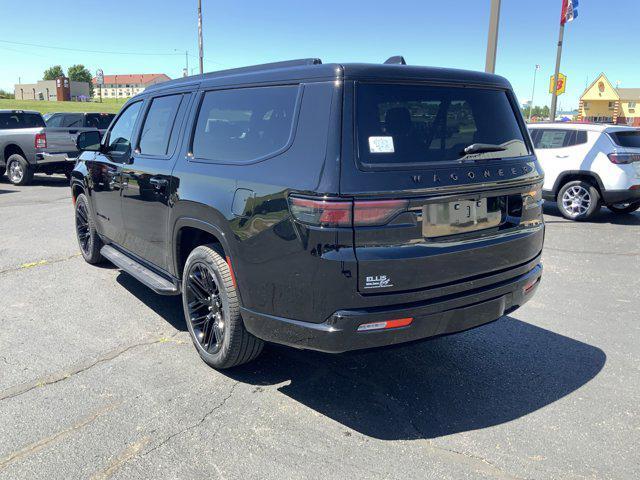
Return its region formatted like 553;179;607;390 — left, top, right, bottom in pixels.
528;123;640;220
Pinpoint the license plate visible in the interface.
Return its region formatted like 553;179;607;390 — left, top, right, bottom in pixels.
423;198;502;238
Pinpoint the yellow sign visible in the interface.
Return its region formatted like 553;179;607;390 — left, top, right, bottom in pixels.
549;73;567;95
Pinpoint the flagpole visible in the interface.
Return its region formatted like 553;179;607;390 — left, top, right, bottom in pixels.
550;21;564;121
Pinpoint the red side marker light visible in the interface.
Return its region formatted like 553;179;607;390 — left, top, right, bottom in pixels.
357;317;413;332
523;277;540;294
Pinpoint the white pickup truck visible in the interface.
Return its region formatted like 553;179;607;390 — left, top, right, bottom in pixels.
0;110;113;185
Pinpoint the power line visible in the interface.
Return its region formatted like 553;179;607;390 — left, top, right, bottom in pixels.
0;39;183;56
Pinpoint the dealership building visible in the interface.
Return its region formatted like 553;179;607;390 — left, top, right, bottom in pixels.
92;73;171;98
14;77;91;101
578;73;640;126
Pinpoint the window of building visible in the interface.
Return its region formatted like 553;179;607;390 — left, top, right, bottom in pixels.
608;101;616;109
192;85;300;163
628;101;636;108
138;94;183;156
583;101;589;109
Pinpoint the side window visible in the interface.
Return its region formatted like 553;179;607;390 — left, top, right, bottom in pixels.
63;115;83;128
138;94;183;156
46;114;63;127
576;130;588;145
192;85;299;163
106;101;143;155
534;129;570;149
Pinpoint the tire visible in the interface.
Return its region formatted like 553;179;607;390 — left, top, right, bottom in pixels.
6;154;34;186
74;193;104;264
607;202;640;214
557;180;601;221
182;245;263;369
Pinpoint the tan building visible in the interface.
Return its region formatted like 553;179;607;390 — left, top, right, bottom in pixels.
14;78;91;101
578;73;640;126
92;74;171;99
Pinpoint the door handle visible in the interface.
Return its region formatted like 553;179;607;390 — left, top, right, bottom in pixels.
555;155;569;158
149;177;168;190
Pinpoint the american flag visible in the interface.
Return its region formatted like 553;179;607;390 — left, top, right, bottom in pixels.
561;0;579;25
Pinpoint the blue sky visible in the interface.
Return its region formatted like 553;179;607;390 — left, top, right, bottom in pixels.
0;0;637;109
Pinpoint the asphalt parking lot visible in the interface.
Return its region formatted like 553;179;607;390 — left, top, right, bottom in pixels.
0;174;638;480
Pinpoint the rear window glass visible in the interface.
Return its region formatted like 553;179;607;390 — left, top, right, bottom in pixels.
356;84;529;167
610;130;640;148
0;112;45;130
192;85;299;163
85;113;115;129
138;94;183;156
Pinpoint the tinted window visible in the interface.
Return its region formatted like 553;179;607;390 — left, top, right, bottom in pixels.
356;84;528;167
0;112;45;130
107;101;142;154
85;113;115;129
192;85;299;163
45;114;64;127
138;95;183;156
610;130;640;148
63;114;83;127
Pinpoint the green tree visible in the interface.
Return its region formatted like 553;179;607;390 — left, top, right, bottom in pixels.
43;65;65;80
68;64;94;96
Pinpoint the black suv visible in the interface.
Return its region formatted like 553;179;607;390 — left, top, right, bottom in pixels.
71;58;544;369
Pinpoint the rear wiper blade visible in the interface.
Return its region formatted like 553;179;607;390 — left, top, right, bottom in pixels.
461;143;507;155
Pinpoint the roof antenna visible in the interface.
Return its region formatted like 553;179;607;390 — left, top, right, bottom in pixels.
384;56;407;65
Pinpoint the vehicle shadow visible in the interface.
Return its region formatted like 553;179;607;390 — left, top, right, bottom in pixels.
115;271;187;332
543;203;640;225
108;269;606;440
224;316;606;440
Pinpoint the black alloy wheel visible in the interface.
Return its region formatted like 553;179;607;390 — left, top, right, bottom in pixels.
74;193;104;264
186;262;226;354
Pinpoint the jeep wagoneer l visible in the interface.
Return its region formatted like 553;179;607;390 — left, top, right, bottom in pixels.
71;58;544;369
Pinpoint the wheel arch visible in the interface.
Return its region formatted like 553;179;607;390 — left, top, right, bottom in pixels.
552;170;605;197
172;217;235;281
3;144;26;163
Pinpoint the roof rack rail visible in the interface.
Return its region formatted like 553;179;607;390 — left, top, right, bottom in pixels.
144;58;323;92
384;56;407;65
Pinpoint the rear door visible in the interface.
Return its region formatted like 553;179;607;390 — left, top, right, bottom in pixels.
120;92;191;270
44;113;83;154
342;81;544;294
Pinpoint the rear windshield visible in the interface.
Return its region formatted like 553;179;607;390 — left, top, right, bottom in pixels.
85;113;115;129
0;112;45;130
609;130;640;148
356;83;529;167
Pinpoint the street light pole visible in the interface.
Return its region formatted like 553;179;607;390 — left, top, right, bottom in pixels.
485;0;501;73
528;64;540;122
197;0;204;75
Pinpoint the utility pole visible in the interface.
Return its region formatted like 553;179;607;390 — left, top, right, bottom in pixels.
550;22;564;121
485;0;501;73
186;50;189;76
198;0;204;75
528;64;540;122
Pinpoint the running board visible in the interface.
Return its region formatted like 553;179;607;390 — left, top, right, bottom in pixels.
101;245;180;295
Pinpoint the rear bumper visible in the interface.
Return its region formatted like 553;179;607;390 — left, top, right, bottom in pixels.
241;263;542;353
35;152;78;166
601;188;640;205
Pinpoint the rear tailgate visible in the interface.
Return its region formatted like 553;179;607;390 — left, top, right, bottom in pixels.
342;81;544;295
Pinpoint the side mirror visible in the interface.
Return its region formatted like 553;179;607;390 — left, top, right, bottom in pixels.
76;130;102;152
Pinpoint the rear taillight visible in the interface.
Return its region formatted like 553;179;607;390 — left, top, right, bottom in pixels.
288;197;408;227
357;317;413;332
608;153;640;164
35;132;47;149
353;199;409;226
288;197;352;227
